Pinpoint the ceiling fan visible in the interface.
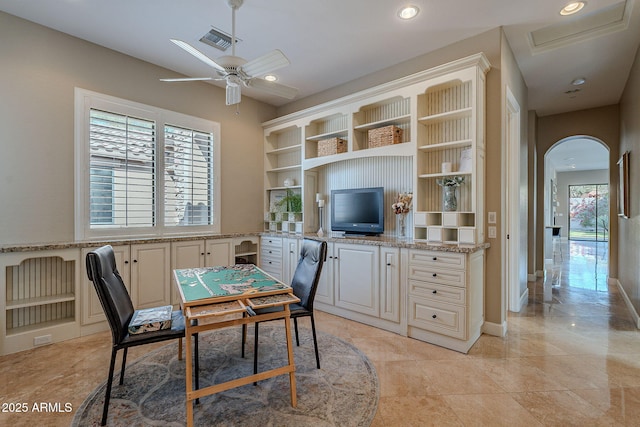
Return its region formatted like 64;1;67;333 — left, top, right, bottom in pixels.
161;0;297;105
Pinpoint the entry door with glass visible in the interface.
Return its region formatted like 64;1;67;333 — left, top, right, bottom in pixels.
568;184;609;241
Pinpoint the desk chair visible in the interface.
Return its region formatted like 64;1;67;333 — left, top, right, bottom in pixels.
86;245;199;426
242;238;327;373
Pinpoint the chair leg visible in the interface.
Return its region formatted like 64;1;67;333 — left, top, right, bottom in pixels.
102;347;118;426
119;347;128;385
310;314;320;369
253;322;259;385
293;317;300;346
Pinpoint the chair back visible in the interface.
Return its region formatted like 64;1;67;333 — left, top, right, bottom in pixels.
86;245;134;345
290;239;327;311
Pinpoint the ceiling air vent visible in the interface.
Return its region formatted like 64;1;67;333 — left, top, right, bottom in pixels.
199;27;240;52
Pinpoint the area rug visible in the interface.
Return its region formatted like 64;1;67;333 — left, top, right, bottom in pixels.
72;325;378;426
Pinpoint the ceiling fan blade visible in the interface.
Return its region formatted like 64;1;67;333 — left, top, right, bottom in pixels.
160;77;215;82
248;78;298;99
240;49;290;77
170;39;226;73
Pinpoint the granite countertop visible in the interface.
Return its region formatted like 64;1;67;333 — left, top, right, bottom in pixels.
0;231;489;254
0;232;260;253
263;232;490;253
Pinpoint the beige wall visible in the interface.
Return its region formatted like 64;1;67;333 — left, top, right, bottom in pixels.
0;12;275;244
618;44;640;312
535;105;620;277
527;112;538;277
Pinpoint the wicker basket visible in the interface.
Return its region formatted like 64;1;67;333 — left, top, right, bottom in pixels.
318;137;347;156
368;125;403;148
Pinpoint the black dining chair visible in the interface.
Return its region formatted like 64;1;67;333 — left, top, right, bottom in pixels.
86;245;199;426
242;238;327;373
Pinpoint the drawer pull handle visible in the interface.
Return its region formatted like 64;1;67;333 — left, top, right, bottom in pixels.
432;314;437;319
432;273;437;277
387;263;391;266
432;290;437;294
201;252;205;255
432;257;437;261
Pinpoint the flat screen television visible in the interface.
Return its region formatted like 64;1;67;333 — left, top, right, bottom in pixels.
331;187;384;236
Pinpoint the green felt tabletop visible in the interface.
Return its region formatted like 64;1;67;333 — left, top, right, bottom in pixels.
174;264;289;303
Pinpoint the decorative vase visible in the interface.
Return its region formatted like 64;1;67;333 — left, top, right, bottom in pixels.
397;214;406;237
442;186;458;211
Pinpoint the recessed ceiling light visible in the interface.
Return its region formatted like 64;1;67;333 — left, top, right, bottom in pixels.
264;75;277;82
560;2;585;16
571;77;586;85
398;5;420;20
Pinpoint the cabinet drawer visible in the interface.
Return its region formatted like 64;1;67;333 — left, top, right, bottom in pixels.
261;237;282;250
408;296;466;339
408;280;465;305
408;265;465;287
409;249;466;270
261;246;282;258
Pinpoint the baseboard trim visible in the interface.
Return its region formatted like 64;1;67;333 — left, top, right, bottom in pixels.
615;278;640;329
482;320;507;337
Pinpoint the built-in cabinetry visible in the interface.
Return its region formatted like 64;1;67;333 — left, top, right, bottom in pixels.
315;241;403;335
407;247;485;353
258;236;300;285
260;236;283;281
0;235;258;355
1;249;80;356
290;235;484;352
264;126;304;234
263;53;489;242
414;66;486;245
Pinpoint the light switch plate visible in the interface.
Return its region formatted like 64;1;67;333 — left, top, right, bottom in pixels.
488;212;496;224
488;226;496;238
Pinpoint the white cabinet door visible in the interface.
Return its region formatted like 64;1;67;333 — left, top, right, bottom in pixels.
131;243;171;309
379;246;400;323
205;239;234;267
170;240;205;304
283;238;299;285
315;243;334;305
82;245;130;325
334;243;379;317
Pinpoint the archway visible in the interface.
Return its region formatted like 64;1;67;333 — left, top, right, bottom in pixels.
543;136;610;289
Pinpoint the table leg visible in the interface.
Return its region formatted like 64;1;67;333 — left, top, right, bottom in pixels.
185;326;194;427
283;312;297;407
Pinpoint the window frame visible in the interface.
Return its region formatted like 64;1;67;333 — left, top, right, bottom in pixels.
74;88;221;240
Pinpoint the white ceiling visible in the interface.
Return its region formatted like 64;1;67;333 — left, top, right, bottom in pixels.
546;137;610;172
2;0;638;171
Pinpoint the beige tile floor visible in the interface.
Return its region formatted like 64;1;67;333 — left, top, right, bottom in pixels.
2;240;639;426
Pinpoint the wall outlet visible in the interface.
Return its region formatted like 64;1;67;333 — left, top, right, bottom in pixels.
488;226;497;238
34;334;52;346
488;212;496;224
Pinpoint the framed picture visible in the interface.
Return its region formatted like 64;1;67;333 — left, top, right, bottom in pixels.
617;151;630;218
269;189;286;212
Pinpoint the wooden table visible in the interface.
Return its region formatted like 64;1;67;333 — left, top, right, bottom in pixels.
173;264;299;427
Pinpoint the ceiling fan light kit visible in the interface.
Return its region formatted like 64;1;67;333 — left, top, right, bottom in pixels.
163;0;297;106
